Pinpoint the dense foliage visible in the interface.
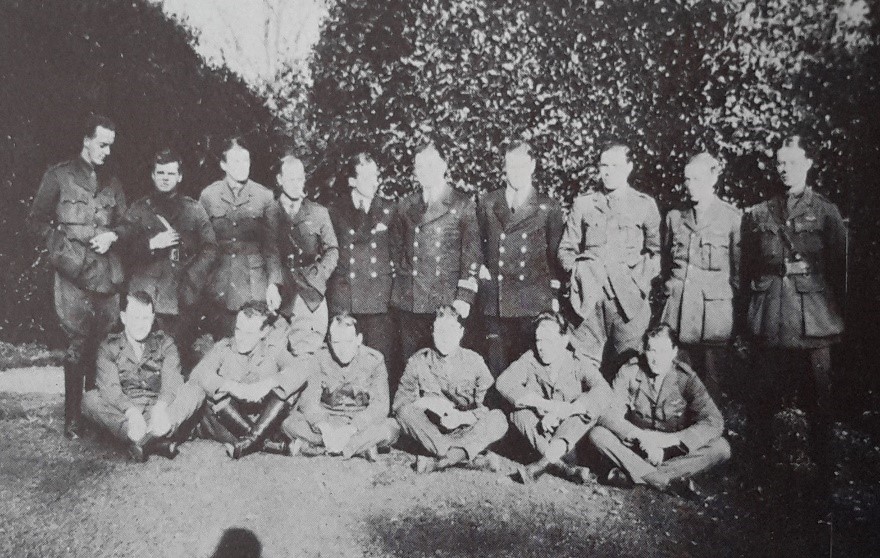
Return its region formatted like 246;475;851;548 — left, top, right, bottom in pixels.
0;0;285;343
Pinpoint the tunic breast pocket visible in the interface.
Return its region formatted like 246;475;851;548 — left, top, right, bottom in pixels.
58;197;91;225
207;206;232;234
583;216;607;247
701;233;730;271
660;397;686;425
793;216;823;253
756;222;782;259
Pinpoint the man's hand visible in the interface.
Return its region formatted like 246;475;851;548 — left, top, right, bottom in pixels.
266;284;282;314
148;403;172;437
89;231;118;254
539;412;563;435
439;409;476;431
478;265;492;281
149;229;180;250
319;423;357;454
641;439;665;466
415;396;455;416
551;298;561;313
451;299;471;319
125;408;147;442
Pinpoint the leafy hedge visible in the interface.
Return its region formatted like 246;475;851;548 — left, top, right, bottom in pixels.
0;0;285;344
306;0;874;209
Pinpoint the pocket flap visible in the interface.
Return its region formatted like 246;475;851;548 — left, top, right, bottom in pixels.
793;275;825;293
703;282;733;300
750;277;774;292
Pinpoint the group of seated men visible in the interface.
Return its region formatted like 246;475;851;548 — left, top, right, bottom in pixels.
82;288;728;500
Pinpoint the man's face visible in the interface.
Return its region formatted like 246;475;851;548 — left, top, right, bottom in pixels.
504;146;535;192
432;314;464;357
152;162;182;193
684;160;717;205
233;313;267;354
221;145;251;184
598;147;633;191
534;321;568;367
83;126;115;167
776;145;812;192
349;159;380;198
328;322;363;365
414;147;447;201
645;335;678;377
278;157;306;201
120;298;155;343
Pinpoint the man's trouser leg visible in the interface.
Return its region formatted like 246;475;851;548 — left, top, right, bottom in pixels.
55;274;119;436
805;346;834;487
587;425;657;483
345;418;401;455
280;409;325;445
511;410;592;459
207;301;237;341
163;383;206;439
396;403;452;457
749;348;789;464
82;390;131;441
449;409;508;460
286;296;329;356
642;437;731;489
683;344;727;404
397;311;434;364
604;297;651;375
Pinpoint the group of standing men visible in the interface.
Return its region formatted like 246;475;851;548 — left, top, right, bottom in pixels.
28;114;845;496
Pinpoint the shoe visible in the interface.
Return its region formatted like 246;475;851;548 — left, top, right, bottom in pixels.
667;477;703;502
516;461;548;485
261;439;290;455
127;441;148;463
64;420;81;440
604;467;635;489
470;452;501;473
145;439;179;460
552;462;595;485
362;446;380;463
415;455;439;474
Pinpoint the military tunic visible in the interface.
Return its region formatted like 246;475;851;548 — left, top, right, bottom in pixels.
29;157;132;429
390;189;481;360
558;187;661;362
123;192;217;316
282;344;398;452
496;350;611;456
394;347;507;459
199;179;282;317
741;188;846;474
82;330;205;442
477;187;564;375
588;357;730;488
327;194;398;367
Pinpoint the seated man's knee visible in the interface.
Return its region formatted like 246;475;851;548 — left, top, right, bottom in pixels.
587;425;616;447
713;437;732;463
486;409;509;433
396;404;426;427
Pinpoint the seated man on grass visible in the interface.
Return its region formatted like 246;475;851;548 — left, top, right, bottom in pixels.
496;311;611;484
191;300;308;459
587;324;731;499
281;313;399;460
82;291;204;462
393;305;508;473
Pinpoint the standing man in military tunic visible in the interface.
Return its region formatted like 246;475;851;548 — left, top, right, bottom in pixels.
327;151;397;366
660;153;741;401
558;144;661;372
271;153;338;356
742;135;846;486
390;141;481;364
477;140;565;376
123;148;217;369
29;115;132;438
199;137;282;340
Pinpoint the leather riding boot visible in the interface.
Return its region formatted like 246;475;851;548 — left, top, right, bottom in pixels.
230;391;290;459
144;438;180;460
63;363;84;439
212;397;254;438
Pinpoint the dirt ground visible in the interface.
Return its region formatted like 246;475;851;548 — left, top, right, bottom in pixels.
1;387;879;557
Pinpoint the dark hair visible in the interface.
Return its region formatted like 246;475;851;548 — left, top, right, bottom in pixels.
643;323;679;349
600;142;632;164
153;148;182;170
434;305;465;328
82;114;116;139
504;138;533;157
219;136;250;162
238;300;270;328
533;311;567;336
354;151;377;171
121;290;154;312
329;312;361;335
779;134;817;161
